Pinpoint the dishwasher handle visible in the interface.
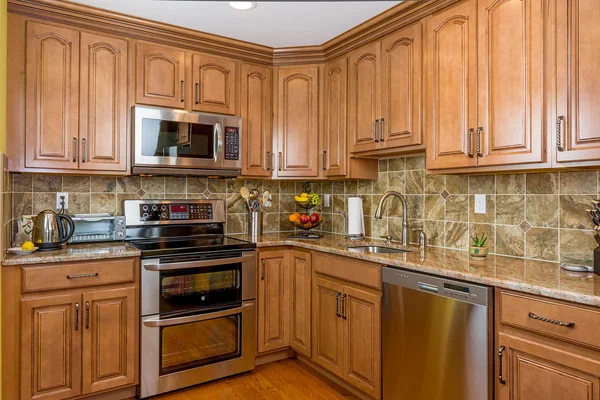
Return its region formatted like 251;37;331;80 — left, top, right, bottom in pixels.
418;282;438;294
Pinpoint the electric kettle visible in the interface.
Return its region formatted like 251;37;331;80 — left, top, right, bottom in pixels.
32;210;75;251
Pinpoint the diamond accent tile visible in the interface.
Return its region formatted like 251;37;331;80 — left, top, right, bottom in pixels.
203;189;211;197
440;190;450;200
136;188;146;198
519;220;531;233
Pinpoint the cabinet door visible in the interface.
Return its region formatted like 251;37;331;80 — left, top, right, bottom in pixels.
257;250;290;353
324;57;348;177
426;0;478;169
289;250;311;357
79;32;128;172
241;63;272;177
135;42;186;108
276;67;319;177
348;42;381;153
25;22;80;170
82;287;136;394
312;276;344;377
343;286;381;400
381;21;424;149
21;293;82;400
555;0;600;163
497;333;600;400
476;0;546;166
192;53;237;114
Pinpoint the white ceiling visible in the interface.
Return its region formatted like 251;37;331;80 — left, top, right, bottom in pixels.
68;1;401;48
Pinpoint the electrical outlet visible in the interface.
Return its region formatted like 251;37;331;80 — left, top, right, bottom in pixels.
56;193;69;210
474;194;486;214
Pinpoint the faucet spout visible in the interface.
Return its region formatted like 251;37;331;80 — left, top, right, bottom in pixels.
373;191;409;246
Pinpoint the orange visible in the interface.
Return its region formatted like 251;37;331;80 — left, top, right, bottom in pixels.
289;213;301;223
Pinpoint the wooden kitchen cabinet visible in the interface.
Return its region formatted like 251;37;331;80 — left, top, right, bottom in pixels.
554;0;600;164
257;249;290;353
289;250;312;358
275;66;320;177
241;63;273;177
135;41;186;109
192;53;237;115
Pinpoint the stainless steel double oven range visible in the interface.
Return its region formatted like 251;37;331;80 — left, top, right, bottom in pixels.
124;199;256;398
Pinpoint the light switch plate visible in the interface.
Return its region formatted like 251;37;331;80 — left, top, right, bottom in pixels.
56;193;69;209
474;194;486;214
323;194;331;208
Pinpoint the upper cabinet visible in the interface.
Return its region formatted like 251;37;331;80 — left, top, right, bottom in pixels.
554;0;600;164
192;53;237;114
324;57;348;176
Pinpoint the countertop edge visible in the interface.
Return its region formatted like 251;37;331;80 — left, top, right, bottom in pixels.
2;244;142;266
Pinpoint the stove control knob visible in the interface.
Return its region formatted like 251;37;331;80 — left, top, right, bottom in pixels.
161;205;167;211
142;213;149;220
142;205;149;211
117;219;124;225
151;205;158;211
161;213;167;219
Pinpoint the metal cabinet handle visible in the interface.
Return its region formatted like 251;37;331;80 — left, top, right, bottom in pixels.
498;345;506;385
278;152;282;171
379;117;385;142
528;312;574;328
72;138;77;162
476;127;483;157
75;302;79;331
261;258;265;280
85;301;90;329
81;138;87;163
373;120;379;143
195;83;199;104
341;294;347;319
322;151;327;171
335;292;341;317
557;116;565;152
67;273;99;279
180;80;185;102
467;128;474;158
266;152;271;171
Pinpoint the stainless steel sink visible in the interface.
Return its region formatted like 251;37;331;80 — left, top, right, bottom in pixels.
347;246;410;254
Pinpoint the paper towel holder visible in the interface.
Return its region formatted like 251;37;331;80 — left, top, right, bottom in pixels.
338;210;364;240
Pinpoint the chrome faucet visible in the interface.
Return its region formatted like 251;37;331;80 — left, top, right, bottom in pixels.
374;191;408;246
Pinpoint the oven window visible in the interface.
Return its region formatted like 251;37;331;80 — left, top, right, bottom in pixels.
160;314;241;375
141;118;215;159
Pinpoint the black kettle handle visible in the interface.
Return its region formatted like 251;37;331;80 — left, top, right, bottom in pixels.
57;214;75;243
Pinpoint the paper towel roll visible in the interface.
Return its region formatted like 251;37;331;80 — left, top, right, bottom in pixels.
347;197;365;236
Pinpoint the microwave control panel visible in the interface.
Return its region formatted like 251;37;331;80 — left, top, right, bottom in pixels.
224;127;240;160
139;203;213;222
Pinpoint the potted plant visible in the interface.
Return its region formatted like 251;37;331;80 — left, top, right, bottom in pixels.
469;233;489;259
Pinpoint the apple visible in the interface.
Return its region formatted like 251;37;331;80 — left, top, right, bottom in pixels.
300;215;310;224
310;213;320;223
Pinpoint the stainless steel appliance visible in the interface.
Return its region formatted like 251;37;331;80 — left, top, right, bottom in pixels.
382;268;493;400
133;105;242;176
68;214;126;243
32;210;75;250
124;199;256;398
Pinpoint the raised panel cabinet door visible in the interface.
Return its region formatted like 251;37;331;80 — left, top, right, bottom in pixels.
276;67;320;177
241;63;273;177
555;0;600;163
497;333;600;400
82;287;137;394
289;250;312;357
25;22;80;170
192;53;237;114
342;286;381;400
381;21;424;149
312;276;344;377
348;42;382;153
426;0;478;169
21;293;82;400
324;57;348;177
257;250;290;353
477;0;546;166
135;42;186;108
79;32;128;172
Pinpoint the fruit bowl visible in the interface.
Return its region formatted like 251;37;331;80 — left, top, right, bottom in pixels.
293;217;323;231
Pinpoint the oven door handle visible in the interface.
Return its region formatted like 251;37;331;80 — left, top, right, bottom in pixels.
142;302;253;327
143;254;255;271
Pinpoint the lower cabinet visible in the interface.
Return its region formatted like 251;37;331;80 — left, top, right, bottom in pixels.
313;276;345;377
289;250;312;358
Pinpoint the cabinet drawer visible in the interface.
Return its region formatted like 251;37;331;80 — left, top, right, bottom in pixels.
22;258;136;293
499;290;600;349
314;252;381;290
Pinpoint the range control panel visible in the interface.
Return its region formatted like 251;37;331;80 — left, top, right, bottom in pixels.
124;199;225;225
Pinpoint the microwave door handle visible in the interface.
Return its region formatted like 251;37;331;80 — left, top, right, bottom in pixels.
214;122;223;163
143;254;255;271
143;302;253;327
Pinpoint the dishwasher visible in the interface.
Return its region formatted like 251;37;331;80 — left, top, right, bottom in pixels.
382;267;493;400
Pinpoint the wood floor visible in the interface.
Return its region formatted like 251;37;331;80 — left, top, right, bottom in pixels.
150;358;359;399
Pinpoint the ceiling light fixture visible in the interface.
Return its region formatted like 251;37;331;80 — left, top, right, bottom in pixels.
229;2;257;11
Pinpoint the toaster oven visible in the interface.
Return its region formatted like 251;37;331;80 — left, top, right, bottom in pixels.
68;214;126;243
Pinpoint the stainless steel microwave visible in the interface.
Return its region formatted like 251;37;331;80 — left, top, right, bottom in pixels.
133;105;242;176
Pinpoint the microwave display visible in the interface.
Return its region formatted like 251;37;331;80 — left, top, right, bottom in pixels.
141;118;215;159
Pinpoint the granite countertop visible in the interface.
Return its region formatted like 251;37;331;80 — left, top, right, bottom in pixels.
232;233;600;307
2;242;141;266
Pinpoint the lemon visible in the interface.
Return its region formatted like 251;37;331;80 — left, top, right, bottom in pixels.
21;241;35;251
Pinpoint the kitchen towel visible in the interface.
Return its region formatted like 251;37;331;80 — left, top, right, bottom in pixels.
347;197;365;236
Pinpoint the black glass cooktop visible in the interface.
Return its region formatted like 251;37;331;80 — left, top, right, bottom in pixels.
128;235;255;258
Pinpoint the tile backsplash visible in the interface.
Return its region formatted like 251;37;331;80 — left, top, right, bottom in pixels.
10;156;600;263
